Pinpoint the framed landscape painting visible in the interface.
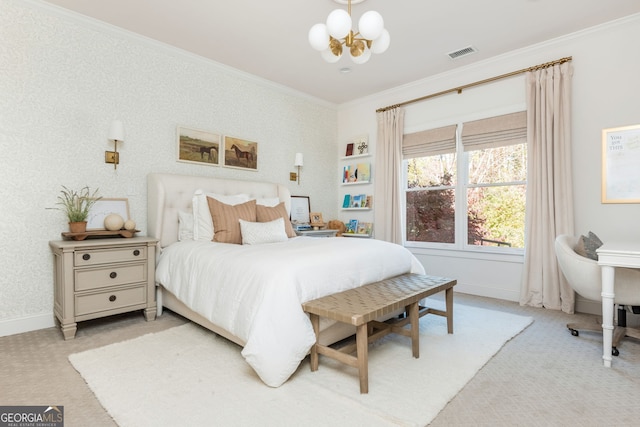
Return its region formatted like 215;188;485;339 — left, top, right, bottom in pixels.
224;136;258;171
177;127;221;166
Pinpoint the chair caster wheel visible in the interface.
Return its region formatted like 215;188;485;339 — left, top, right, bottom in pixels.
612;347;619;357
569;329;579;337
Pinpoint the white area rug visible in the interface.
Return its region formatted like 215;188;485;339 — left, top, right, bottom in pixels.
69;304;532;427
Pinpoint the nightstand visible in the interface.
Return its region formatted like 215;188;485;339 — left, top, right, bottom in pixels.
49;236;158;339
296;229;338;238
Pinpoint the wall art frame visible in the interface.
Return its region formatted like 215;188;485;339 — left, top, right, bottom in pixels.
87;198;130;230
601;123;640;203
177;126;221;167
223;136;258;171
290;195;310;224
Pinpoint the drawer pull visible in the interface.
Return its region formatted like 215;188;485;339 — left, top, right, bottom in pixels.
82;254;91;261
133;249;140;256
109;295;116;302
109;272;117;279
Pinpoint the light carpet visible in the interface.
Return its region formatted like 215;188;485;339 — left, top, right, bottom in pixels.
69;304;532;427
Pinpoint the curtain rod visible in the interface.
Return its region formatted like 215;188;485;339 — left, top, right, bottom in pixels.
376;56;572;113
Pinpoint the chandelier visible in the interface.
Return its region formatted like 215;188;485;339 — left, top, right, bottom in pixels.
308;0;390;64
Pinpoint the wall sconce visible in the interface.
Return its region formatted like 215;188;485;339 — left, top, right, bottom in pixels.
291;153;304;185
105;120;125;169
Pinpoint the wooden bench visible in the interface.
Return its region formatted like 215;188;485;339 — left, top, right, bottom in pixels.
302;273;456;393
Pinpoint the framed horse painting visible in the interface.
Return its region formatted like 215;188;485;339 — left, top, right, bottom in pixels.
177;126;221;167
223;136;258;171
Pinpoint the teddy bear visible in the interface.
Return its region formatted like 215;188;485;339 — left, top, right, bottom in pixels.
326;219;346;237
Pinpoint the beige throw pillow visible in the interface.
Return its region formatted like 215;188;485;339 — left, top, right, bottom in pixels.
207;197;257;244
256;202;296;238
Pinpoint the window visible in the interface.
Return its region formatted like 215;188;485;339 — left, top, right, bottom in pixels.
404;112;527;250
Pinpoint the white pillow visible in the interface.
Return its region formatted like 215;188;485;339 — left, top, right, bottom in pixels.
177;210;194;241
239;218;288;245
192;190;250;241
256;197;280;207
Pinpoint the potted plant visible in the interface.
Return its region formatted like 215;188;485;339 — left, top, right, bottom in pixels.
56;186;101;233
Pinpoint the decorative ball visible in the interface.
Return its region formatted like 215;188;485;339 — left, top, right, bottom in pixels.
124;219;136;231
104;214;125;231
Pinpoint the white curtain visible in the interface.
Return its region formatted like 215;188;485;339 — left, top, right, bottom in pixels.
520;62;575;313
374;108;404;244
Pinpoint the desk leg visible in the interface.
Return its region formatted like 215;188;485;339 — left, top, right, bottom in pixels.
601;265;615;368
309;313;319;371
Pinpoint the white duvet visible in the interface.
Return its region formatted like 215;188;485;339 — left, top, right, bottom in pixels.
155;236;425;387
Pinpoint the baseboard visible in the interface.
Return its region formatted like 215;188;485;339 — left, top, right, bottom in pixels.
0;312;56;338
454;282;521;303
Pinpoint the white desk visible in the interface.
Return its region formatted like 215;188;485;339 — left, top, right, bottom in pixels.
596;242;640;367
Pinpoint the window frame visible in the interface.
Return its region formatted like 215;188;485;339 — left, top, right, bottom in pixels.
402;114;526;255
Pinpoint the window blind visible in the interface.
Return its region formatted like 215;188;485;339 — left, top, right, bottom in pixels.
402;124;457;159
461;111;526;151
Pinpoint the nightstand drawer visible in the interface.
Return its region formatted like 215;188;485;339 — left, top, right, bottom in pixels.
75;285;146;316
75;264;146;291
74;246;147;267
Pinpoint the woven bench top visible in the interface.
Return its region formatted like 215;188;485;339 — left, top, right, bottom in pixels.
302;274;456;326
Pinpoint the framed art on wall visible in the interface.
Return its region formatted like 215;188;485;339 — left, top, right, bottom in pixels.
87;198;130;230
177;126;221;166
602;124;640;203
224;136;258;170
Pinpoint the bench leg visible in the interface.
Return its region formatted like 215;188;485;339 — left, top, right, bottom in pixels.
408;302;420;358
356;323;368;393
445;286;454;334
310;313;319;371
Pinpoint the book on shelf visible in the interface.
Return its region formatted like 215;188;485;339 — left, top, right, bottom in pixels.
356;163;370;182
342;194;351;208
351;194;362;208
345;219;359;233
343;163;371;183
365;195;372;208
356;222;373;235
345;143;354;157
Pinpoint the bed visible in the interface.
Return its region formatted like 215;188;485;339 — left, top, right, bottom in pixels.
147;172;425;387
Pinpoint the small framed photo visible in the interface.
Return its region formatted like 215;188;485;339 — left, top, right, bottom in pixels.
224;136;258;171
87;198;130;230
310;212;324;226
177;126;221;166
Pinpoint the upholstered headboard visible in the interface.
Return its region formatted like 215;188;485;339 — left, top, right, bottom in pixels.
147;173;291;249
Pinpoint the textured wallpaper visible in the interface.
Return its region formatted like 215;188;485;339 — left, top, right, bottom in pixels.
0;0;338;325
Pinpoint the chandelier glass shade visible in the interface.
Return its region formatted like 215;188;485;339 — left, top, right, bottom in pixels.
308;0;390;64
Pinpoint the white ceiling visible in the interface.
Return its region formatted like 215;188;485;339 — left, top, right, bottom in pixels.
42;0;640;104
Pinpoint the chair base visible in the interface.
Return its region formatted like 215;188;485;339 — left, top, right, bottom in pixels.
567;316;640;356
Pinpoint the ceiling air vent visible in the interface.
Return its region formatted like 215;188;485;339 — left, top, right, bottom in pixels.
447;46;478;60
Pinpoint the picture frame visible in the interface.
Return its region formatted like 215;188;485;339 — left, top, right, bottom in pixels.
177;126;221;166
224;136;258;171
601;124;640;203
310;212;324;226
290;196;310;224
87;198;130;230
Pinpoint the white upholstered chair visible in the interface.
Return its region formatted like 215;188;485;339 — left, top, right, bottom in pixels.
554;234;640;356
